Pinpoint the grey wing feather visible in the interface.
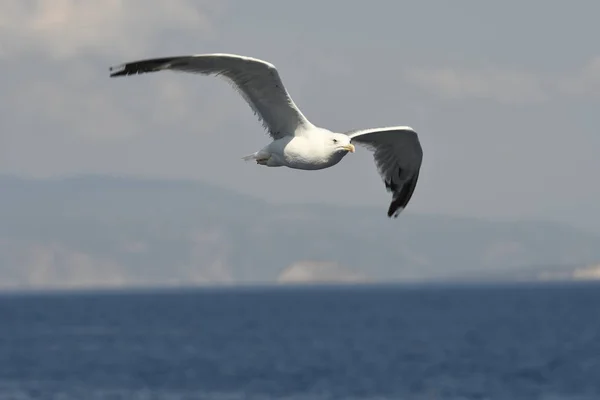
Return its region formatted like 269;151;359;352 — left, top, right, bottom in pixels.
109;53;313;140
345;126;423;218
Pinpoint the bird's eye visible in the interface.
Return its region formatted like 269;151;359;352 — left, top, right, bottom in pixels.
333;139;338;144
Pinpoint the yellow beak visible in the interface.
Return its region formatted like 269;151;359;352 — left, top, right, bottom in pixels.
344;144;356;153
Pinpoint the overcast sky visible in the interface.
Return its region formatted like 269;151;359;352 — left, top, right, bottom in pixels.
1;0;599;232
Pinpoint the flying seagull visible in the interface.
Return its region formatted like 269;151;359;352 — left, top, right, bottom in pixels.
109;53;423;218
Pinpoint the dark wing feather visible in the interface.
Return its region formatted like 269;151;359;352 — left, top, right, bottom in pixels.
346;126;423;218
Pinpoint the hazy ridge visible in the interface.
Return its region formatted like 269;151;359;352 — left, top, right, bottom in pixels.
1;175;599;290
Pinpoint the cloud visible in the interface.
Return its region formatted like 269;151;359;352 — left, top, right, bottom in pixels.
404;57;600;104
0;0;224;59
0;0;232;146
404;66;547;104
557;56;600;97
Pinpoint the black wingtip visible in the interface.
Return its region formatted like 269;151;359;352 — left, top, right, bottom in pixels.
387;204;403;218
109;65;126;78
386;171;420;219
108;56;184;78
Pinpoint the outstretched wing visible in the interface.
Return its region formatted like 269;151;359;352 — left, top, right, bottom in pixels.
346;126;423;218
109;53;314;139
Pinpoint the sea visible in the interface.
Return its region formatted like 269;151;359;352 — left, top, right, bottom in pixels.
0;282;599;400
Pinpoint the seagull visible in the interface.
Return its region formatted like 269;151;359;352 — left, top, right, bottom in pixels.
109;53;423;218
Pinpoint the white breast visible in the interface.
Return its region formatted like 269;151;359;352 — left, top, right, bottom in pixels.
277;136;347;170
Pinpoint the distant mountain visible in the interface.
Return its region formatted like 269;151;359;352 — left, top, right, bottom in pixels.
445;262;600;284
1;175;599;290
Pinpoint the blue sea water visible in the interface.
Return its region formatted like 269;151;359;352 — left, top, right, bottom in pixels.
0;282;599;400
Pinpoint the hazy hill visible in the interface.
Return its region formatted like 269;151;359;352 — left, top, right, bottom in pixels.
1;175;599;290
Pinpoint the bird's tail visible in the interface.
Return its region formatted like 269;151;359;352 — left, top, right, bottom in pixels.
242;152;258;161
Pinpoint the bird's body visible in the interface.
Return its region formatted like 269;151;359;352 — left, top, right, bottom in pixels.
245;128;354;170
109;53;423;218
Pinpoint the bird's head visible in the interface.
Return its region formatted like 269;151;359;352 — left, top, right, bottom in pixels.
328;133;355;154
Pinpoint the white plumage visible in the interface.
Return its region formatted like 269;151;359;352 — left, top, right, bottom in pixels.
109;53;423;218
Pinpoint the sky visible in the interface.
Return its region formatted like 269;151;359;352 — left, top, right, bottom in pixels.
1;0;599;232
